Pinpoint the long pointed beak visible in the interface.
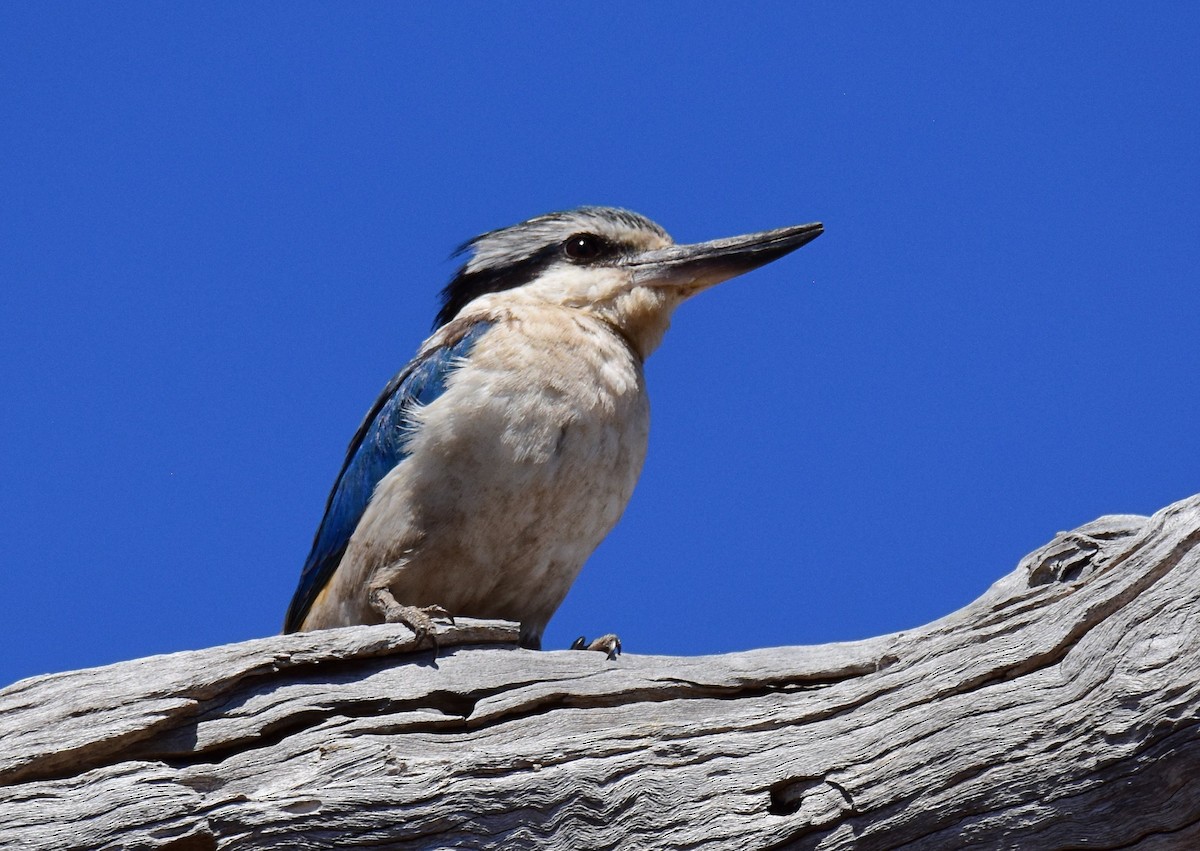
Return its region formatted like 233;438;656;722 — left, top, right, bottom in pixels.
623;221;823;292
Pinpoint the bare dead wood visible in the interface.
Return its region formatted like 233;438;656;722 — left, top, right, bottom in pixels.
2;495;1199;850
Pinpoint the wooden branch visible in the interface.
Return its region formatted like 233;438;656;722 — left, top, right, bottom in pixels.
3;495;1200;850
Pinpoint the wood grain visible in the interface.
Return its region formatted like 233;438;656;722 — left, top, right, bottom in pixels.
3;496;1198;849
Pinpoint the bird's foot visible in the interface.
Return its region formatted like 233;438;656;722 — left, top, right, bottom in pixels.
571;633;622;660
394;604;455;654
369;588;455;653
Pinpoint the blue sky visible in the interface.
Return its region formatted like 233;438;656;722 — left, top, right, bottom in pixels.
2;4;1197;687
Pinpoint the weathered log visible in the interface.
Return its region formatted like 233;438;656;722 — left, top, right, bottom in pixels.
2;495;1199;850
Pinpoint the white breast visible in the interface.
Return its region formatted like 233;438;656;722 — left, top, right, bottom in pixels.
327;306;650;642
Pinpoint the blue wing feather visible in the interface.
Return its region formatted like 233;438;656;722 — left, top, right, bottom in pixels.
283;320;493;631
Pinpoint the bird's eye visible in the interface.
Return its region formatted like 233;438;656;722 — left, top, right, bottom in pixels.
562;233;609;263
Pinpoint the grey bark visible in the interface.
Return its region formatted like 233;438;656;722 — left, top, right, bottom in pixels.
2;494;1199;850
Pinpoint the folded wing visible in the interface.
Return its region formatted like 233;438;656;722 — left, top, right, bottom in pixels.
283;320;494;632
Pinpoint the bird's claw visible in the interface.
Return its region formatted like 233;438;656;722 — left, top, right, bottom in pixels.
420;604;455;625
571;633;622;660
394;604;456;655
370;589;455;654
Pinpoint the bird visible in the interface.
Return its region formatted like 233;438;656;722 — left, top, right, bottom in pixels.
284;206;823;655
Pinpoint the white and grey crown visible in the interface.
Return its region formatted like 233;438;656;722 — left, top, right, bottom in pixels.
435;207;671;329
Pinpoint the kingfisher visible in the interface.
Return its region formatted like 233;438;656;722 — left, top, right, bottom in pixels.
284;207;822;655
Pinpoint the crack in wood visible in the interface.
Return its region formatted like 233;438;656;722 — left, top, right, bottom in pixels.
3;497;1199;849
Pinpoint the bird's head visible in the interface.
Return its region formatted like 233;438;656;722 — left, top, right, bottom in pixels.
437;206;823;358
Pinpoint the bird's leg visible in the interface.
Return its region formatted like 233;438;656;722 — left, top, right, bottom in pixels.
368;585;454;652
571;633;622;660
518;629;541;651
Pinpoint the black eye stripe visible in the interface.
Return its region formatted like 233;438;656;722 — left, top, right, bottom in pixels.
435;244;560;330
436;228;625;329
